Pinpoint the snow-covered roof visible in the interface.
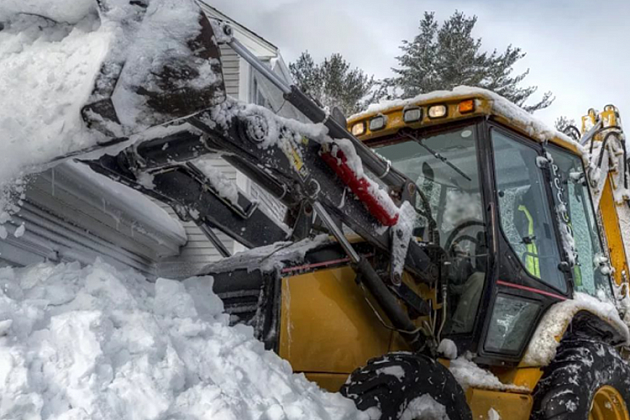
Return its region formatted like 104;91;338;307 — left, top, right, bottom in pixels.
349;86;580;155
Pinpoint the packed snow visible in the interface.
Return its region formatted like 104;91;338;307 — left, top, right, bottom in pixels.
437;339;458;360
0;259;368;420
448;355;526;392
522;292;630;366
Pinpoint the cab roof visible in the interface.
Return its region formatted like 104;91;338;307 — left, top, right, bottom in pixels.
347;86;581;155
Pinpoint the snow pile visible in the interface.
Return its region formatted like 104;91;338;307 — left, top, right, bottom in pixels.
0;0;222;222
522;292;630;366
0;260;367;420
0;12;110;218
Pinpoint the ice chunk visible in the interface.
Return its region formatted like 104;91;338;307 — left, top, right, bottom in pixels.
13;223;25;238
400;395;448;420
437;338;458;360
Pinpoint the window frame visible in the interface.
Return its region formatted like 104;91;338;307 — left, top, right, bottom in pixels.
487;124;572;296
475;121;573;364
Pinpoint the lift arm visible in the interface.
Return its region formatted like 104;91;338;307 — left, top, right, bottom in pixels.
77;0;439;353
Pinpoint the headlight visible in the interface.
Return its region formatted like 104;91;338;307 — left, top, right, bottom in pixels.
428;105;447;119
351;122;366;136
369;115;387;131
403;107;422;123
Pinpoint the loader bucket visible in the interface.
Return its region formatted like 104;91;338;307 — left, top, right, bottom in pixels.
81;0;226;137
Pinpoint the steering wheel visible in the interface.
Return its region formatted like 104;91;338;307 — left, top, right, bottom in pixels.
444;219;485;257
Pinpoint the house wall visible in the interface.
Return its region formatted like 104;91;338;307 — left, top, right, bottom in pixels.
1;163;186;278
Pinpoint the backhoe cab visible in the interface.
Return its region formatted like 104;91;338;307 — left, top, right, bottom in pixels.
348;93;620;363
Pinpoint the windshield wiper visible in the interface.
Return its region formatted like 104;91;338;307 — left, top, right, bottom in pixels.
402;131;471;182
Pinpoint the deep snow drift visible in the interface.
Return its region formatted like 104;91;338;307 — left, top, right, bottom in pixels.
0;11;110;207
0;0;218;223
0;260;367;420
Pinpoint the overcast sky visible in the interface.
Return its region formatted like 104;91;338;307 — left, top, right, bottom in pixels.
210;0;630;127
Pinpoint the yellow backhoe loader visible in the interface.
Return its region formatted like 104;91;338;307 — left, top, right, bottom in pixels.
44;1;630;418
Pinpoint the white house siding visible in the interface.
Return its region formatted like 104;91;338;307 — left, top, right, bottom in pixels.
221;45;240;97
156;154;239;279
1;163;186;278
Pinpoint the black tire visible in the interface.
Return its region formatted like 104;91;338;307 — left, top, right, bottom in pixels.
340;352;472;420
531;338;630;419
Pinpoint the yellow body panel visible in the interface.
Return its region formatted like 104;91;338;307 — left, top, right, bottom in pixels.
599;178;629;286
279;266;393;375
466;388;533;420
494;367;544;392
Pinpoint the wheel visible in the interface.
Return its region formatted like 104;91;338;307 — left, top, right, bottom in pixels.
340;352;471;420
531;339;630;420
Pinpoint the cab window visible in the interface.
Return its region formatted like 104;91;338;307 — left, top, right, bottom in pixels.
491;130;567;293
546;146;613;298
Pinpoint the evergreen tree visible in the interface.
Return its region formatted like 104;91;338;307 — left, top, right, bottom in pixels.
388;11;553;112
289;52;381;115
554;116;576;132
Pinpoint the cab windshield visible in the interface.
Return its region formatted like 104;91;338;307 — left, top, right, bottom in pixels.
376;126;487;334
